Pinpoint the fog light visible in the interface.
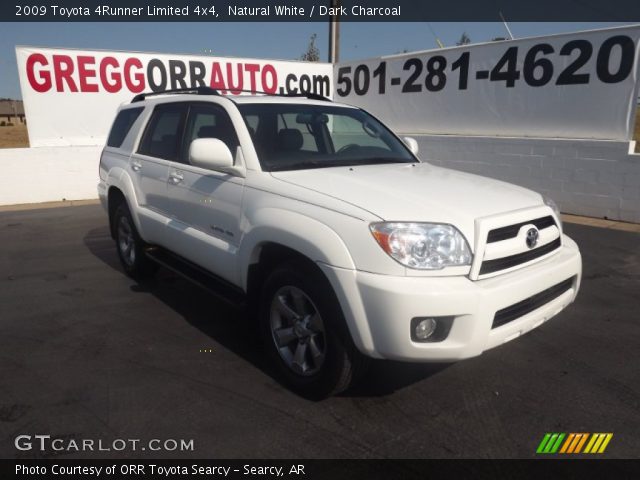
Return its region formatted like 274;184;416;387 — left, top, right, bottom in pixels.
410;316;455;343
414;318;437;340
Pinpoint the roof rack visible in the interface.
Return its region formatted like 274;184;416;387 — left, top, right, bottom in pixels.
287;92;332;102
225;90;332;102
131;87;332;104
131;86;219;103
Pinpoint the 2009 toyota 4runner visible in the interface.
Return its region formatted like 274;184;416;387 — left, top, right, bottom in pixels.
98;87;582;397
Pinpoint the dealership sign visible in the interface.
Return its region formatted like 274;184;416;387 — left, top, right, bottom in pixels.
16;46;333;146
336;25;640;141
15;25;640;147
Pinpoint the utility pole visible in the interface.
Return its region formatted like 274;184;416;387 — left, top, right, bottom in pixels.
328;0;341;63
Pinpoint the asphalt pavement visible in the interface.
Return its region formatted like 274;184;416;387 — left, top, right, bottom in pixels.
0;204;638;459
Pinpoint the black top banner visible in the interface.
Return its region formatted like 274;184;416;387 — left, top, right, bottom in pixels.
3;0;640;22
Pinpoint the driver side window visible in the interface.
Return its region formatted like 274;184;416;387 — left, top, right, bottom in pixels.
180;104;239;164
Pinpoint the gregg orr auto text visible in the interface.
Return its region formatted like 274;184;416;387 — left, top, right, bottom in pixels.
24;52;331;97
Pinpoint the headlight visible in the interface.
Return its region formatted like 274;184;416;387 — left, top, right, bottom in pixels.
370;222;472;270
543;195;562;228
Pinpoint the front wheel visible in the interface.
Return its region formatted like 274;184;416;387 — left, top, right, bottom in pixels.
259;262;367;398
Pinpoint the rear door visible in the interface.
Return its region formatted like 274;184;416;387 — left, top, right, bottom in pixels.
130;102;188;245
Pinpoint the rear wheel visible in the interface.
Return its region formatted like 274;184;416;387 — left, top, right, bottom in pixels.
113;202;157;279
259;262;367;398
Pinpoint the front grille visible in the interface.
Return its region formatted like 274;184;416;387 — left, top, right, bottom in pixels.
480;238;561;275
492;276;575;329
487;216;556;243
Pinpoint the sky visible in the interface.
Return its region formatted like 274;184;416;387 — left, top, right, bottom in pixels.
0;21;634;99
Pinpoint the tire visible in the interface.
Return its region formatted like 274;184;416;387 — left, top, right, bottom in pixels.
112;202;157;280
259;261;367;398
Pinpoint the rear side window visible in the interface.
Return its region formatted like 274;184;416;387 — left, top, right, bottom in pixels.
138;104;187;160
107;107;143;148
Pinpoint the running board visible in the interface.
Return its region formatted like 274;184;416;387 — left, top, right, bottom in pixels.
144;247;246;308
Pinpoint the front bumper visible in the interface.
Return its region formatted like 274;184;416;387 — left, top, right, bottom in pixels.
320;234;582;362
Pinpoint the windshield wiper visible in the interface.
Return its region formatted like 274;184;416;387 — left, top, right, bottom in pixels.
339;157;413;166
269;160;325;171
268;157;413;172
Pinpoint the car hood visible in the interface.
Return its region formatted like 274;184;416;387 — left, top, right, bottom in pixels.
270;162;544;243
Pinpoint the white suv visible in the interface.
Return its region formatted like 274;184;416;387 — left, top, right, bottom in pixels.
98;87;582;397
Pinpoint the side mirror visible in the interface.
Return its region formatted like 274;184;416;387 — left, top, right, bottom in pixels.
403;136;419;156
189;138;233;170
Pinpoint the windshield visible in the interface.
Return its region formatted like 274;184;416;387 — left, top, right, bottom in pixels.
238;103;416;171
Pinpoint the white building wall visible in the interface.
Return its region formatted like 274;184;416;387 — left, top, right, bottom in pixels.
414;135;640;223
0;146;101;206
0;139;638;224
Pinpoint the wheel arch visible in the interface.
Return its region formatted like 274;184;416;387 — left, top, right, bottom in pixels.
245;242;319;306
239;208;356;293
104;169;144;240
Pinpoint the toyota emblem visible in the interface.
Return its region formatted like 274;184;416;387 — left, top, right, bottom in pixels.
526;227;539;249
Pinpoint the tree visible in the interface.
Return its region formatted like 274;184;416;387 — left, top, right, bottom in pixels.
300;33;320;62
456;32;471;46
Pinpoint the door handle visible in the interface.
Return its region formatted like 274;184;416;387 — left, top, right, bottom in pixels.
131;160;142;172
169;171;184;184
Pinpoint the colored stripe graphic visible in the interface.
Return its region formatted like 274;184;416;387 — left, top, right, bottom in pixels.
568;433;581;453
598;433;614;453
559;433;575;453
584;433;614;454
536;433;552;453
538;433;613;454
574;433;589;453
559;433;587;453
550;433;565;453
536;433;565;453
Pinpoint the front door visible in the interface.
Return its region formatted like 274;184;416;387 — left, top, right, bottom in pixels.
164;102;245;285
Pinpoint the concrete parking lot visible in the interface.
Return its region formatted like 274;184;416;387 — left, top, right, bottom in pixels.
0;204;638;459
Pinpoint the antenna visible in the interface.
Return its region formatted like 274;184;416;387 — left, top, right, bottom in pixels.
499;12;515;40
427;23;444;49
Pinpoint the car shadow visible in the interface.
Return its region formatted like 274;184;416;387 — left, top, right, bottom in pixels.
344;361;450;397
83;226;446;399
